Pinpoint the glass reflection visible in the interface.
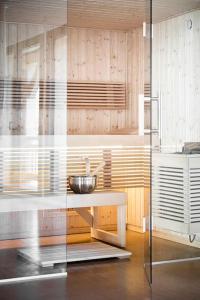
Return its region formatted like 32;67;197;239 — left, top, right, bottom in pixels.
152;1;200;298
0;0;67;281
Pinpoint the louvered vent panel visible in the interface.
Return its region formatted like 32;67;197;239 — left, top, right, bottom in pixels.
190;168;200;223
153;166;185;223
153;153;200;235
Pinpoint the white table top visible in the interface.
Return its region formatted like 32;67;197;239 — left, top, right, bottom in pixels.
0;191;127;213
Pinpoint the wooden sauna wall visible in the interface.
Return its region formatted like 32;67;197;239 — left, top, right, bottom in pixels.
0;24;144;135
0;22;146;238
67;27;144;134
0;22;67;135
67;27;146;233
126;187;145;233
66;141;148;234
152;10;200;150
152;10;200;246
67;26;145;233
0;22;68;240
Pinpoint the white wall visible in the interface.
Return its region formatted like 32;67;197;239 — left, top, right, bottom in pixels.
153;10;200;151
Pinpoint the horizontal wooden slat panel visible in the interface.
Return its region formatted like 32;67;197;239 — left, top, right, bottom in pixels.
0;146;150;196
144;83;151;97
67;146;149;191
0;80;126;109
67;81;126;109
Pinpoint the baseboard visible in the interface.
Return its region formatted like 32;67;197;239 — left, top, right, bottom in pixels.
127;224;144;233
68;227;90;234
68;224;117;235
153;229;200;249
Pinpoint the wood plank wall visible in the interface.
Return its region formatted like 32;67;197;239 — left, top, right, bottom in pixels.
67;27;144;134
0;23;144;135
152;10;200;150
152;9;200;246
126;187;145;232
0;22;67;135
0;22;146;238
0;142;147;238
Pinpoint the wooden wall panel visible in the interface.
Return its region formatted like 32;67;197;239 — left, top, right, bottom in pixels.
0;22;67;135
0;22;146;237
0;143;146;239
126;28;144;131
0;23;144;135
67;27;126;134
125;187;145;232
68;28;126;82
152;10;200;150
67;27;144;134
152;10;200;245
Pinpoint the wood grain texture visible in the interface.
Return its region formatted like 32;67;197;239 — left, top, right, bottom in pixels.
125;187;145;232
152;10;200;150
67;27;144;134
67;27;127;134
1;79;126;110
0;22;67;135
0;23;144;135
0;0;200;29
0;0;67;26
0;144;147;239
67;81;126;109
0;21;146;237
68;0;200;30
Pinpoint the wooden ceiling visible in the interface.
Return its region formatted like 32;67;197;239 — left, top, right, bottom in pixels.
0;0;200;29
68;0;200;29
0;0;67;26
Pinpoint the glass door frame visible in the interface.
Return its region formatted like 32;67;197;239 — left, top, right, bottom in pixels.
144;0;153;285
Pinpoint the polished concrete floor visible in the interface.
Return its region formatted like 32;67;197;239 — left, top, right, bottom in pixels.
153;260;200;300
152;235;200;300
0;231;200;300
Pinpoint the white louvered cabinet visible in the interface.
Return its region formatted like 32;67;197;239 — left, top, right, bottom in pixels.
152;153;200;235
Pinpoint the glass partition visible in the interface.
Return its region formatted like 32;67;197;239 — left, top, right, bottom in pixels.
152;1;200;298
143;0;153;284
67;0;152;297
0;0;67;282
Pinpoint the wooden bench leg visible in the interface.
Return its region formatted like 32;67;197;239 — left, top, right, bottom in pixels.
91;205;126;248
117;204;126;247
